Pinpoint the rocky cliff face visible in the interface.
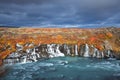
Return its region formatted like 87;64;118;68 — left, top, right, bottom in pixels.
3;43;115;64
0;27;120;65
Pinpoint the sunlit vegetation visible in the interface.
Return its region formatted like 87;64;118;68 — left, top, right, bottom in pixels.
0;27;120;64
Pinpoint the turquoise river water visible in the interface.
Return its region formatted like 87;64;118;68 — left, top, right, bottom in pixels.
1;57;120;80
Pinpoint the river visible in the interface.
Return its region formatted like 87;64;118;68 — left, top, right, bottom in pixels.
1;57;120;80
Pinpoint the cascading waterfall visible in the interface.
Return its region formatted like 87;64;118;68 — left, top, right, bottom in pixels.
96;50;101;58
101;51;104;58
47;44;55;58
3;43;116;64
47;44;64;58
93;48;97;57
75;45;78;56
65;45;70;55
22;56;27;63
107;50;111;57
106;50;114;58
31;48;37;62
55;45;65;57
83;44;90;57
93;48;100;58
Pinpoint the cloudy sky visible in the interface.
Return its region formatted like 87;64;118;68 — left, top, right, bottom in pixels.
0;0;120;28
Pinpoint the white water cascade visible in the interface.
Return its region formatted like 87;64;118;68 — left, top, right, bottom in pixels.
47;44;64;58
3;43;116;65
22;56;27;63
83;44;90;57
75;45;78;56
56;45;65;57
64;45;70;55
47;44;55;58
31;48;37;62
93;48;97;57
101;51;104;58
96;50;101;58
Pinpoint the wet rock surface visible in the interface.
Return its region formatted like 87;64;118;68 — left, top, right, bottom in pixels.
3;43;116;64
0;27;120;65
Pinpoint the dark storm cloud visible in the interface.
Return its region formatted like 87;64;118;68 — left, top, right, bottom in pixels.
0;0;120;27
0;0;52;5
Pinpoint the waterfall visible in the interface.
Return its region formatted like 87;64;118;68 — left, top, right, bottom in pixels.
31;48;37;62
47;44;55;58
107;50;113;58
83;44;90;57
92;47;102;58
101;51;104;58
67;47;70;55
22;56;27;63
96;50;101;58
47;44;54;54
56;45;61;53
64;44;70;55
36;53;40;58
3;59;12;64
3;43;117;65
93;48;97;57
47;44;64;58
75;45;78;56
55;45;64;57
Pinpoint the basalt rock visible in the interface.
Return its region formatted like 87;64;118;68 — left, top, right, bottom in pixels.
35;44;49;58
0;27;120;65
3;43;116;64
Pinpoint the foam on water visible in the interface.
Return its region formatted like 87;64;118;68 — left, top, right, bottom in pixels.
1;57;120;80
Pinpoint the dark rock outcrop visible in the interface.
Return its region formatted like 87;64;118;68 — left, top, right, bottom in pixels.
3;43;116;64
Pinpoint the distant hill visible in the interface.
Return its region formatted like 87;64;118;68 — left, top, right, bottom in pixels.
0;26;20;28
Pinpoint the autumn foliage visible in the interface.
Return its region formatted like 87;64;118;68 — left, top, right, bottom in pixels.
0;27;120;65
